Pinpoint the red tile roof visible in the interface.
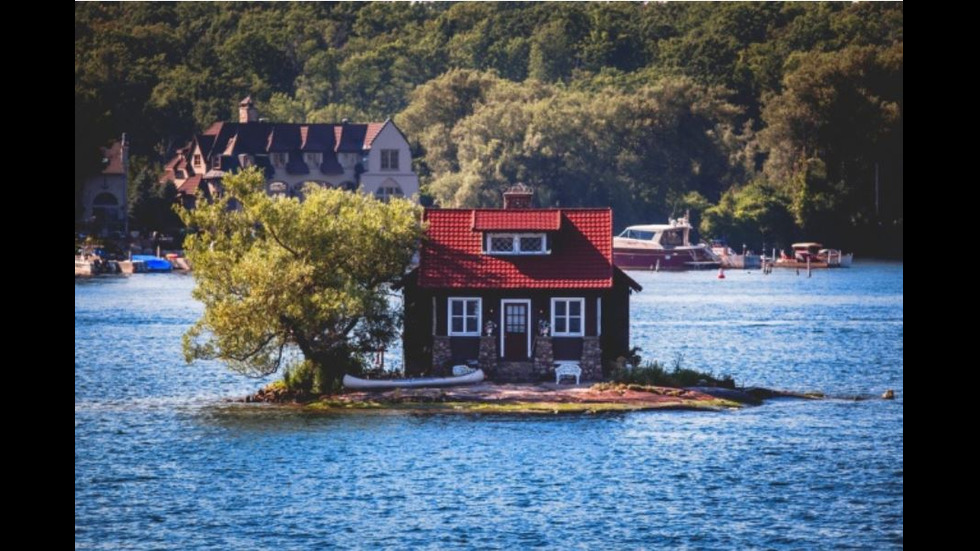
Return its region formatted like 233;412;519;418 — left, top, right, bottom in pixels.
472;209;562;231
419;208;615;289
364;122;385;148
176;175;202;195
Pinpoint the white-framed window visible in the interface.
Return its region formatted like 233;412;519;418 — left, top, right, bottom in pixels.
551;297;585;337
448;297;481;336
381;149;399;171
193;154;202;167
597;297;602;336
272;152;287;168
484;233;548;255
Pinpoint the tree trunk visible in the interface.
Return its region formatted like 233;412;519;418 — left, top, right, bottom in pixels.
311;347;355;394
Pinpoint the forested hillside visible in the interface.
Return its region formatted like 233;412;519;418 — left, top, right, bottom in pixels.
75;2;902;254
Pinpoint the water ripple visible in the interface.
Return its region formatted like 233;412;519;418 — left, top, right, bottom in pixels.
76;265;903;549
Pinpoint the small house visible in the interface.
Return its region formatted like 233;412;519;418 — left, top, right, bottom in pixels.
401;185;641;382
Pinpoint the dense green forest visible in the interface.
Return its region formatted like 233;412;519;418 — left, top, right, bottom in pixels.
75;2;903;255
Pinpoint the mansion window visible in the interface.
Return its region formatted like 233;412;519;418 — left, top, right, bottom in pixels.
374;185;404;203
306;153;321;165
193;154;202;167
484;233;548;255
448;298;481;336
268;182;288;196
272;152;287;168
551;298;584;337
381;149;399;171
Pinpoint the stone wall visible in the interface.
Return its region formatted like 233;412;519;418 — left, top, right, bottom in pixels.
581;336;602;381
432;336;451;376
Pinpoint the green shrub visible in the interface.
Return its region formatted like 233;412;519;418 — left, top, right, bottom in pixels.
609;358;735;389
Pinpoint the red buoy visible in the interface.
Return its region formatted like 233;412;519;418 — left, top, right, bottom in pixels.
717;268;726;279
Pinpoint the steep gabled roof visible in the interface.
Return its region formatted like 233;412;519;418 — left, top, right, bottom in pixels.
364;122;386;149
301;125;336;151
336;123;367;152
267;125;301;152
165;119;405;183
193;121;392;155
176;174;202;195
418;208;616;289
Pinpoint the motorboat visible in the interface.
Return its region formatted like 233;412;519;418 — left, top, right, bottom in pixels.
770;242;853;269
613;214;720;270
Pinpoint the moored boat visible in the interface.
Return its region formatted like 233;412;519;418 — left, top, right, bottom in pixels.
613;214;720;270
710;242;762;269
131;254;173;272
343;368;485;390
769;242;853;269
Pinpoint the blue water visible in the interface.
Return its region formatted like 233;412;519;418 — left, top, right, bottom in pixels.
75;264;903;549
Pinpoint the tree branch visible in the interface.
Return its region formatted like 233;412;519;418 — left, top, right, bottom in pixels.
264;223;301;258
224;333;277;362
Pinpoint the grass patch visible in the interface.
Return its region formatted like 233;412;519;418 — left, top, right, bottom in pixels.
591;383;688;396
608;359;735;389
299;399;741;414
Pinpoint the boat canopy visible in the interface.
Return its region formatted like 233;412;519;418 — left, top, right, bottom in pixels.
621;224;674;233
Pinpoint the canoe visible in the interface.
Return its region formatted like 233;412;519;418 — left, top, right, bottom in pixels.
343;369;485;390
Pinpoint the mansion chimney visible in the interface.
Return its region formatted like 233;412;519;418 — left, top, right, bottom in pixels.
238;95;258;123
503;183;534;209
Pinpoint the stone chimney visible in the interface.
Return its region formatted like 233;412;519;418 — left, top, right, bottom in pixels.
503;183;534;209
120;132;129;171
238;95;258;123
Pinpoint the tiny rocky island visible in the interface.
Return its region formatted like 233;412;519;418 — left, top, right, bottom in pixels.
247;380;825;414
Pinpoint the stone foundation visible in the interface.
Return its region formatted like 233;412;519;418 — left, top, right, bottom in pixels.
533;337;555;380
432;336;451;375
430;335;603;382
581;336;602;381
494;361;535;382
478;336;496;378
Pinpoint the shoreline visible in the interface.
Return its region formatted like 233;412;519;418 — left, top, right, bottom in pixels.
241;382;823;415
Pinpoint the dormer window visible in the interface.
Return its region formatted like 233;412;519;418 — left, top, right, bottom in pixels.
484;233;549;255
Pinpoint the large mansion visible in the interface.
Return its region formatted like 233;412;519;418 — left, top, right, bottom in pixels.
163;97;419;206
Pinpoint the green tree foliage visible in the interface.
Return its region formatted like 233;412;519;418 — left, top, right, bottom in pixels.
77;2;902;254
407;73;741;227
128;157;181;233
759;43;903;245
700;180;796;249
178;168;423;390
